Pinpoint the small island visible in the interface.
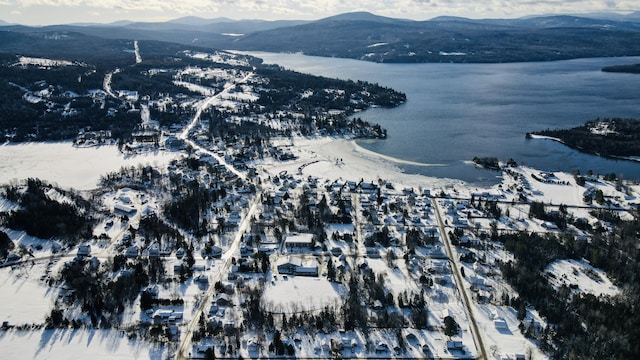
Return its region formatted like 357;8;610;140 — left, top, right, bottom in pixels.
602;63;640;74
528;118;640;160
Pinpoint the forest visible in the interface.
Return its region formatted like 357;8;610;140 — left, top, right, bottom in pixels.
530;118;640;158
1;178;95;241
498;215;640;359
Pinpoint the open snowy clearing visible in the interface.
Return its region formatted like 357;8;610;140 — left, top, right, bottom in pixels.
0;142;178;190
262;275;345;313
0;265;58;325
1;329;168;360
545;258;620;297
475;304;547;360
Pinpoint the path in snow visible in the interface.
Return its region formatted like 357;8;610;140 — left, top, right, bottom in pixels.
102;68;120;98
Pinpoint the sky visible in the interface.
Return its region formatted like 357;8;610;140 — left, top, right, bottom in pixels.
0;0;637;26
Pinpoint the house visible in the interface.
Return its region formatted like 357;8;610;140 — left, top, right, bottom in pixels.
146;242;160;258
427;245;448;259
277;256;303;275
374;342;389;354
77;245;91;257
247;340;260;353
276;256;319;276
213;293;232;307
201;245;222;259
494;318;509;330
257;242;279;254
371;300;384;311
152;309;183;325
125;245;140;258
114;203;136;216
284;233;314;251
365;247;381;258
240;245;254;257
143;285;159;300
295;259;319;277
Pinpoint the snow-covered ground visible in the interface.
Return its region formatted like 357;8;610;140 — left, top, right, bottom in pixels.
15;56;75;67
0;142;178;190
2;133;637;359
262;275;345;312
2;329;169;359
0;264;58;325
545;258;620;297
256;137;462;190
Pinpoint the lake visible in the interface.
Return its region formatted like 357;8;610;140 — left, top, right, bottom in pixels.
249;52;640;185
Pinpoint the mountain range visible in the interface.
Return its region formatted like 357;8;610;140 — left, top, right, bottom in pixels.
2;11;640;63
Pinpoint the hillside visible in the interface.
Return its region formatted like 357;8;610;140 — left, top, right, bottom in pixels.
4;12;640;63
0;29;403;142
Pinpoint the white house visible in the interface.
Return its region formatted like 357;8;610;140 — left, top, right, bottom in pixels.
284;233;314;251
277;256;303;274
276;255;319;276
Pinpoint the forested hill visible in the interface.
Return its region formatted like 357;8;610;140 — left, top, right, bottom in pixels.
530;118;640;159
4;12;640;63
0;30;404;142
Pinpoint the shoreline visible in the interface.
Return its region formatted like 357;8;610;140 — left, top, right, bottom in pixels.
528;133;640;164
262;136;468;190
352;139;446;167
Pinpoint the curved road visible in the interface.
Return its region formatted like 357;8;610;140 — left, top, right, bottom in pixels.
174;70;256;359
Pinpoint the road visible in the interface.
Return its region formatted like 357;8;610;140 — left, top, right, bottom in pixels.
177;72;254;181
432;197;488;360
102;68;120;98
176;194;260;360
174;70;257;359
134;40;142;64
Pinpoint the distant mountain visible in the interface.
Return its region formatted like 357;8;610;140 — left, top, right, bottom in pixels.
215;13;640;63
167;16;233;26
5;12;640;64
317;11;411;24
533;11;640;23
0;19;10;26
430;14;640;30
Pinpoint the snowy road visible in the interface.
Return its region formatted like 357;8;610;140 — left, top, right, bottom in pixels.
103;68;120;98
176;194;260;360
133;40;142;64
175;71;257;359
433;198;488;360
178;72;254;181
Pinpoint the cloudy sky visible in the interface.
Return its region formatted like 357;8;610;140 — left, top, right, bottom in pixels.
0;0;636;25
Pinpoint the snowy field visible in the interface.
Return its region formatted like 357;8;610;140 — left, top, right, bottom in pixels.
0;142;178;190
0;264;58;325
1;329;168;360
262;275;345;312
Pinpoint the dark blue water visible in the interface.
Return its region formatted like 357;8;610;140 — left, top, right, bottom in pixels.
250;52;640;184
